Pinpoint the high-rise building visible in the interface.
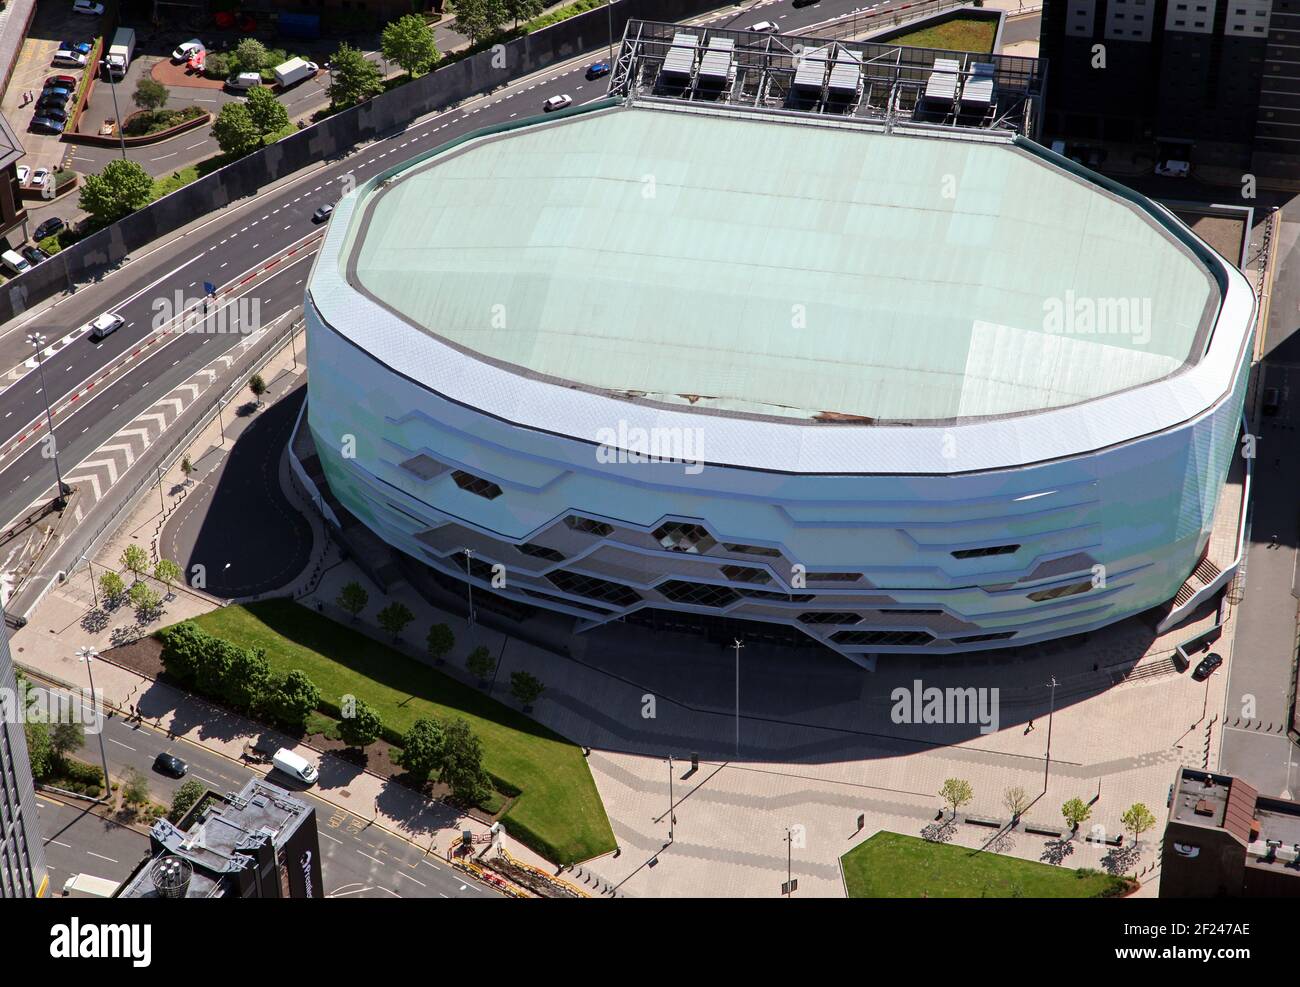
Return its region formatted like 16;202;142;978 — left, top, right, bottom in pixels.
0;609;48;897
1040;0;1298;176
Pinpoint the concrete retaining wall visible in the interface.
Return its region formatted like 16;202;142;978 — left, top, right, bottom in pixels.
0;0;717;326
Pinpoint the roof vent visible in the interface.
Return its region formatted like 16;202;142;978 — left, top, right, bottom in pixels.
150;856;193;899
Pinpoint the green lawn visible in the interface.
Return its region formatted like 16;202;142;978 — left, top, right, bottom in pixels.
885;18;998;54
841;832;1133;898
186;600;615;865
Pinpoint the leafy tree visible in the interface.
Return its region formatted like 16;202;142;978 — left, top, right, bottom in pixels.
235;38;269;72
246;84;289;136
1062;797;1092;832
154;558;182;600
169;779;206;822
427;623;454;664
157;621;208;682
377;601;414;640
248;372;267;405
270;670;320;730
509;670;544;710
122;768;150;807
121;544;149;583
399;717;445;781
506;0;544;27
338;697;382;750
382;13;441;76
328;43;383;107
79;159;153;223
1003;785;1031;821
438;718;490;805
195;637;238;699
1121;803;1156;844
453;0;509;43
23;721;53;780
99;570;127;607
336;581;368;622
129;581;162;620
50;719;85;760
939;778;973;819
466;645;495;684
132;77;169;112
212;101;261;157
227;646;272;713
180;455;195;483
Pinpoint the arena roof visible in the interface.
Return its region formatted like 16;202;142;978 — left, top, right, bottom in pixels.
343;102;1218;424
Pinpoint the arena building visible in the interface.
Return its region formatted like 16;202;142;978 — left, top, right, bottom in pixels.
294;23;1256;666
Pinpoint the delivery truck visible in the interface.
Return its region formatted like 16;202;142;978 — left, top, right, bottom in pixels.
62;873;120;898
273;57;317;89
104;27;135;80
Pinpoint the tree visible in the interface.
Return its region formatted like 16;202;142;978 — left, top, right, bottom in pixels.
336;581;368;622
939;778;973;819
23;721;53;780
157;620;209;683
466;645;495;684
438;718;490;805
427;623;454;665
248;372;267;406
328;43;383;107
270;670;320;730
120;544;149;583
1062;797;1092;832
235;38;269;73
1003;785;1031;822
169;779;206;822
509;670;544;711
398;717;445;781
382;14;441;76
227;646;272;714
338;697;382;751
79;158;153;224
154;558;182;600
180;455;195;484
99;570;127;607
132;77;169;112
377;601;414;640
212;101;261;158
246;84;289;136
506;0;544;27
129;581;162;620
1121;803;1156;845
50;719;85;760
122;768;150;808
195;637;237;699
453;0;509;43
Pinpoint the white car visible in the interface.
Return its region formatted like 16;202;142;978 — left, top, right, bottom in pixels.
172;39;204;62
1154;159;1190;178
30;167;51;189
72;0;105;15
85;312;124;341
52;50;88;68
749;20;778;32
543;94;573;112
15;165;28;186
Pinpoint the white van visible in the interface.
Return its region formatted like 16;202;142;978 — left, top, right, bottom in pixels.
1;249;30;276
63;873;120;898
226;71;262;93
272;747;319;785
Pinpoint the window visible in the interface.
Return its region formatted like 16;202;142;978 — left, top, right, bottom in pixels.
456;551;497;582
654;522;716;554
798;612;863;625
518;543;565;562
830;629;935;646
657;579;741;608
399;453;445;481
546;569;642;607
737;588;815;602
951;631;1017;643
720;564;770;584
723;542;782;558
451;470;503;500
564;515;614;537
807;571;861;583
1026;580;1093;602
951;544;1020;559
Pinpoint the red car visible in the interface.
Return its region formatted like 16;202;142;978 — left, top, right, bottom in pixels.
45;74;78;89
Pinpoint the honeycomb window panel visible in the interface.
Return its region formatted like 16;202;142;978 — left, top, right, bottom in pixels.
399;453;448;481
1026;580;1093;602
830;629;935;646
546;569;642;607
654;522;717;554
720;564;771;584
657;579;741;608
797;611;863;625
451;470;503;500
517;543;566;562
564;515;615;537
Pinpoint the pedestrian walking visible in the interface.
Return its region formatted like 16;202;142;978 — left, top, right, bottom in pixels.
1025;719;1036;734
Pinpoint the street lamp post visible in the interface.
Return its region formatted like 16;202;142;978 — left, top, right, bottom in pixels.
463;548;476;636
1043;674;1059;791
607;0;616;64
102;61;127;160
27;333;68;508
76;646;112;801
665;754;675;846
733;637;743;757
784;827;794;897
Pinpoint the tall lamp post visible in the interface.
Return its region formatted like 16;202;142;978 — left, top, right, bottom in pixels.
665;754;675;847
463;548;476;637
76;646;112;801
607;0;616;64
102;60;127;160
27;333;69;508
1043;674;1059;792
733;637;743;757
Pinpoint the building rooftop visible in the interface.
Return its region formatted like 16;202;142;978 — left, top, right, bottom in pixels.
1170;768;1257;843
344;102;1218;425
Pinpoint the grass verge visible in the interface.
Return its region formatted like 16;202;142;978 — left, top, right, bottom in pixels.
884;18;998;53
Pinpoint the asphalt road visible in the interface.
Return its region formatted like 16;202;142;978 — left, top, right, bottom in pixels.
32;679;498;898
0;0;875;535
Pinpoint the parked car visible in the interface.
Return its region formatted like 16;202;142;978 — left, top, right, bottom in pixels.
72;0;105;15
1262;387;1280;416
172;39;204;62
28;117;63;135
749;20;778;32
34;106;68;125
84;311;125;340
45;74;78;89
152;752;188;777
1154;159;1190;178
15;165;28;185
51;50;88;68
543;94;573;112
33;217;65;241
21;245;48;266
30;167;51;190
60;40;93;55
793;0;821;6
37;94;69;114
272;748;318;785
226;71;261;93
585;61;610;80
40;85;73;102
311;203;333;223
0;250;30;276
1192;652;1223;681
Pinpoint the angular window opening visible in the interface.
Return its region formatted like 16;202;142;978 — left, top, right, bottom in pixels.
451;470;503;500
